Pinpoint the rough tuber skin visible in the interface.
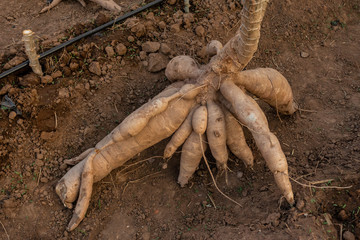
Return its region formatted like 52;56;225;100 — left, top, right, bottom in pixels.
56;0;297;231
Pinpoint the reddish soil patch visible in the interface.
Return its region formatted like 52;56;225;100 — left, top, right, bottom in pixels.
0;0;359;239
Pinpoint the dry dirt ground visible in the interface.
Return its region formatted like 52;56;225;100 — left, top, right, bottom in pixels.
0;0;359;239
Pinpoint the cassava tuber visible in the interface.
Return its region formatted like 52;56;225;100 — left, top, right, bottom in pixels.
56;0;297;231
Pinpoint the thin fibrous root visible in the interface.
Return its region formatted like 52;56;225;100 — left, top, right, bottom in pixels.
64;148;94;165
289;176;353;190
199;134;242;207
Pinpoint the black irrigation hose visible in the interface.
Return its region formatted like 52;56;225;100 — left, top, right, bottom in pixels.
0;0;165;80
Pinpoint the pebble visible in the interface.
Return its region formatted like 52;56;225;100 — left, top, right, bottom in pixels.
296;199;305;210
139;51;147;60
37;153;44;160
3;56;26;70
236;171;243;179
142;41;161;53
147;53;168;72
170;23;181;33
69;62;79;71
160;43;171;55
158;21;166;30
40;177;48;183
41;75;53;84
105;46;115;57
58;88;70;98
115;43;127;55
300;51;309;58
195;26;205;37
40;131;54;140
60;163;68;171
89;62;101;76
51;70;63;79
128;36;135;42
20;73;40;86
0;84;12;95
8;111;16;120
338;209;348;221
343;231;355;240
35;159;44;167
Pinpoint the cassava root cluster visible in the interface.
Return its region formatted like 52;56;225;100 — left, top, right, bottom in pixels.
55;0;297;231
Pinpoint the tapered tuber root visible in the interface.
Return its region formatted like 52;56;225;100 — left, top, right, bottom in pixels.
40;0;121;13
56;0;297;231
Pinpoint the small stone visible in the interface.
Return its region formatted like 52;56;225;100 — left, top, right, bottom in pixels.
158;21;166;30
146;12;155;21
183;13;194;28
236;171;243;179
89;62;101;76
147;53;169;72
160;43;171;55
3;56;26;70
51;70;63;79
20;73;40;86
115;43;127;56
139;51;147;60
8;111;16;120
40;177;48;183
0;84;12;95
69;62;79;71
195;26;205;37
142;41;161;53
41;75;53;84
170;23;181;33
62;66;72;76
343;231;355;240
35;159;44;167
338;209;348;221
58;88;70;98
142;61;149;67
84;82;90;90
105;46;115;57
60;163;68;171
95;13;110;26
37;153;44;160
132;23;146;37
296;200;305;210
142;232;151;240
128;36;135;42
40;131;54;140
300;51;309;58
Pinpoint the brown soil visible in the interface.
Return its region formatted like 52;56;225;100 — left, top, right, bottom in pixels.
0;0;359;239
